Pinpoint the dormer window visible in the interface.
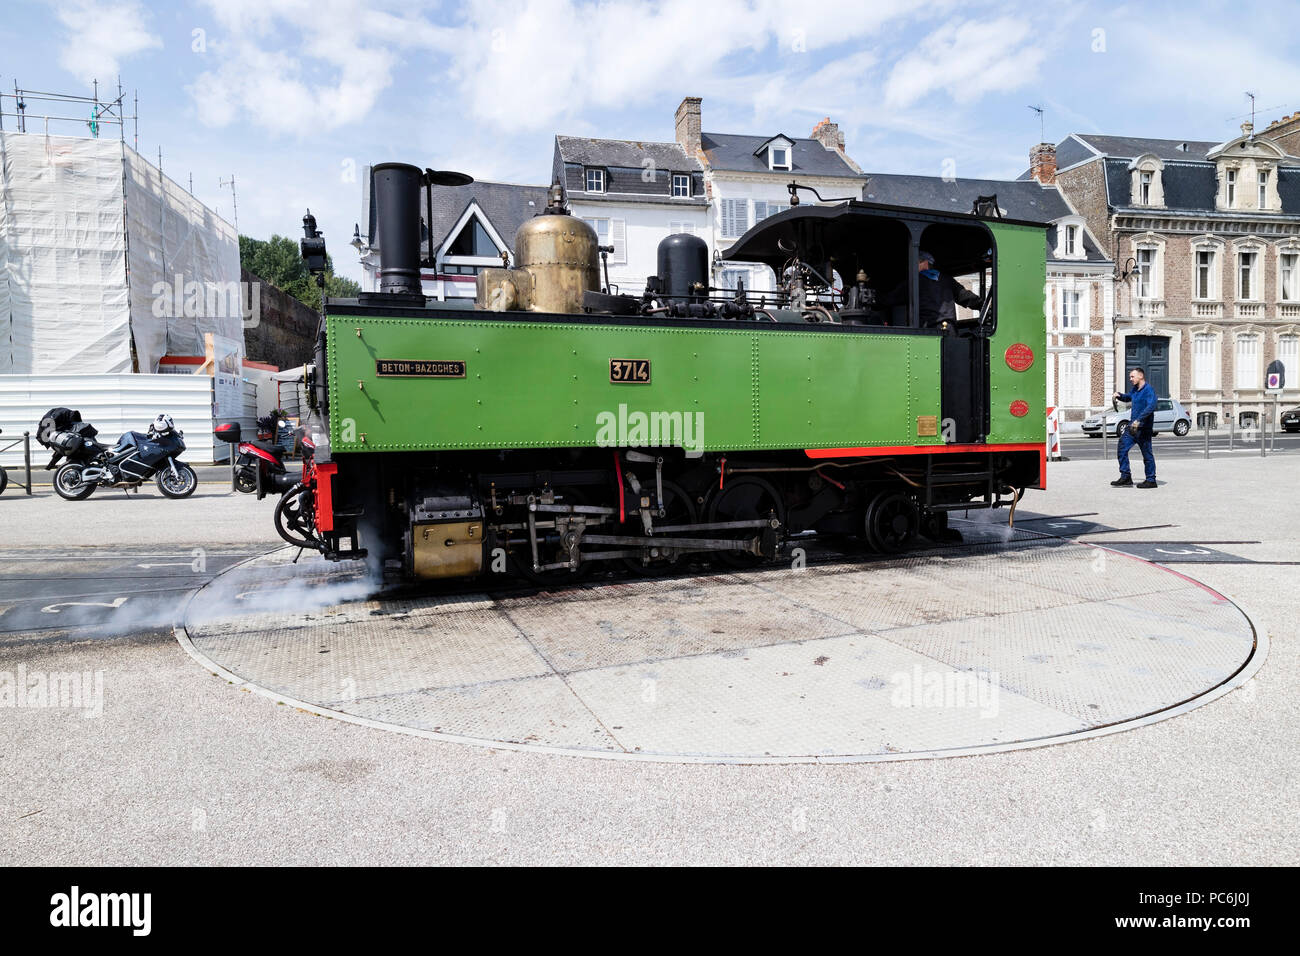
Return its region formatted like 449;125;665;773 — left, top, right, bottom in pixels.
1065;225;1078;256
1258;170;1269;209
1128;154;1164;207
585;167;605;193
671;173;690;198
769;146;790;170
1226;169;1237;206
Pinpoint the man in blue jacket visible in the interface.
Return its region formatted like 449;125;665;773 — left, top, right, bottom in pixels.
1111;367;1158;488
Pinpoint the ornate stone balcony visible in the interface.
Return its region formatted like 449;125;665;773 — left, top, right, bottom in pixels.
1235;302;1263;319
1194;301;1224;318
1135;298;1165;318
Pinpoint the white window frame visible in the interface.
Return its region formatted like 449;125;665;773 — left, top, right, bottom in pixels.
667;220;694;236
753;200;780;223
1060;289;1081;329
1139;171;1152;205
584;167;605;193
1064;225;1078;256
1235;334;1260;390
1135;245;1158;299
769;146;791;171
1258;170;1269;210
1280;251;1299;302
1193;332;1218;390
671;174;690;198
1225;168;1237;206
1238;249;1259;301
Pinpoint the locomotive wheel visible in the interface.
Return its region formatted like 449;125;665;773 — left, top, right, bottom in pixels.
706;476;783;568
864;492;919;554
508;486;595;585
623;480;698;576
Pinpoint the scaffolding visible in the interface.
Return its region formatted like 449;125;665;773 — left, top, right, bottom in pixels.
0;77;139;148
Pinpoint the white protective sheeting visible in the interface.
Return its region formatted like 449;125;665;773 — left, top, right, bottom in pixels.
0;131;243;375
0;373;217;469
0;132;132;373
123;149;243;373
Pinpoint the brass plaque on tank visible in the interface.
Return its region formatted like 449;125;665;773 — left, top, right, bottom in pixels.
375;360;466;378
610;358;651;384
412;521;484;579
916;415;939;437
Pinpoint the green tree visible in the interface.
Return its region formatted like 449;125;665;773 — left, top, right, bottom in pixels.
240;234;362;312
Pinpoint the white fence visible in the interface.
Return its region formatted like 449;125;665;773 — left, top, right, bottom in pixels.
0;373;219;469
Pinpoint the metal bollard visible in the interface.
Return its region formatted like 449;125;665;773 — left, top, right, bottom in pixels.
1203;421;1210;459
1229;416;1234;451
23;431;32;496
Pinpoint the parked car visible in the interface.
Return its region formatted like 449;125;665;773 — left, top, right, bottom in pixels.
1282;406;1300;433
1082;397;1193;437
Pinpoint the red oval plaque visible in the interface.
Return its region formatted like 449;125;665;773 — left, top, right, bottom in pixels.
1009;400;1030;418
1005;343;1034;371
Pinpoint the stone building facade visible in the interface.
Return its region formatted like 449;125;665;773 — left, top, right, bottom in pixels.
1044;126;1300;427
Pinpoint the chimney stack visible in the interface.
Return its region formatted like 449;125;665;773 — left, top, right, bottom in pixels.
1029;142;1057;184
1264;111;1300;157
811;117;862;173
675;96;702;161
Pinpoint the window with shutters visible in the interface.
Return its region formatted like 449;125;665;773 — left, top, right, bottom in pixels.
1194;334;1217;389
1278;335;1298;390
582;218;626;265
720;199;749;238
1059;353;1089;407
1235;335;1259;389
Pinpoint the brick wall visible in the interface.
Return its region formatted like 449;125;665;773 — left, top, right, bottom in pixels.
241;268;319;371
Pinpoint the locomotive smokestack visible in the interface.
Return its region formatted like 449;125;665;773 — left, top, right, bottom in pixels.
371;162;425;297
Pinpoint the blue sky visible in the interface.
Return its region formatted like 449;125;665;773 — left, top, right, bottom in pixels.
5;0;1299;282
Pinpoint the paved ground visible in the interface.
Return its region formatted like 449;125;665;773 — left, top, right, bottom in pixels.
0;456;1296;865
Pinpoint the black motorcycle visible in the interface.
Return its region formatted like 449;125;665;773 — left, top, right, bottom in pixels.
38;409;198;500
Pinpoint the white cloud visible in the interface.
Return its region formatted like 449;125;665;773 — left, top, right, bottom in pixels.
54;0;162;86
883;17;1046;109
188;0;459;137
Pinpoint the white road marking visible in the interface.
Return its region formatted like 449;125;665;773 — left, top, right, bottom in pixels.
41;597;130;614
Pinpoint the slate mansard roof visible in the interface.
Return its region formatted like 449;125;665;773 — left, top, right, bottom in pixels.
553;136;707;206
700;131;863;178
861;172;1109;263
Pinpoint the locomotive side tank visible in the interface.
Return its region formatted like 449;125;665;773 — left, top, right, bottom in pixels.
284;164;1047;582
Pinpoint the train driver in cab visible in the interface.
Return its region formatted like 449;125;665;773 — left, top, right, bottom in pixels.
880;250;983;328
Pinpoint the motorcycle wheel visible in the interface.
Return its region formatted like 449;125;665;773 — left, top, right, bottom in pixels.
156;462;198;499
234;471;257;494
54;463;96;501
0;466;8;496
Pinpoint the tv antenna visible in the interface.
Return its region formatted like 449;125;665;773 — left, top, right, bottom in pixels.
1028;104;1045;142
1245;91;1257;134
